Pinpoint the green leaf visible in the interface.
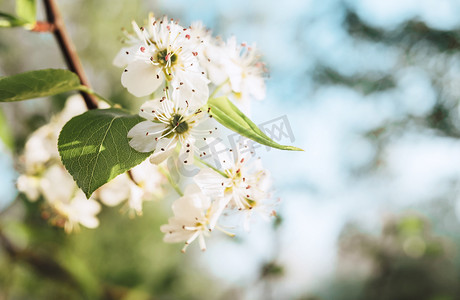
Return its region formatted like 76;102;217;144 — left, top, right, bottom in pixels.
0;107;14;150
0;69;83;102
16;0;36;23
0;11;27;27
208;97;303;151
58;108;151;198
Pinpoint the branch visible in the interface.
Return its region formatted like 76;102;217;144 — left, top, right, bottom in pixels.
0;230;79;289
42;0;98;110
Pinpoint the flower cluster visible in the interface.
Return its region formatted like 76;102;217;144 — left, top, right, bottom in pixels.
17;96;165;232
115;14;275;252
15;13;275;252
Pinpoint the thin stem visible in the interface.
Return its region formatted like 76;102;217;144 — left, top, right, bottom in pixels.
194;155;228;178
43;0;98;110
209;78;230;100
78;86;114;106
158;166;184;196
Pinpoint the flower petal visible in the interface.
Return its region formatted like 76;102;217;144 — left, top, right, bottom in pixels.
172;71;209;110
194;168;228;199
149;138;177;164
128;121;167;153
178;136;195;165
113;45;140;67
121;60;164;97
139;99;172;121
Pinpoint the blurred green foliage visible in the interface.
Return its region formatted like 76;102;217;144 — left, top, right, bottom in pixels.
0;196;222;299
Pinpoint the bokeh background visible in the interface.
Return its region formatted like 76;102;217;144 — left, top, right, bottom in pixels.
2;0;460;299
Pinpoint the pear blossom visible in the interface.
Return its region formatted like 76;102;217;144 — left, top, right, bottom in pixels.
20;95;87;172
160;185;216;252
127;90;215;165
188;21;213;57
40;165;101;233
17;164;102;233
96;160;165;216
16;174;41;201
114;14;209;104
17;96;102;232
205;36;266;113
194;140;274;229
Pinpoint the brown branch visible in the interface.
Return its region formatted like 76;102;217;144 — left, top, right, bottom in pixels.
0;230;79;289
42;0;98;110
31;21;55;32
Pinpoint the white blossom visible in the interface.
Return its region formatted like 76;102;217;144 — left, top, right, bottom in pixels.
96;160;165;216
160;184;216;252
127;90;215;165
16;174;41;202
194;140;274;230
40;165;101;233
17;96;102;232
205;36;267;113
114;14;209;103
21;95;87;172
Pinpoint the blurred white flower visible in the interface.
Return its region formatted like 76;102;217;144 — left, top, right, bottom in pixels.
188;21;213;53
16;174;41;201
114;14;209;103
96;160;165;216
160;184;216;252
127;91;215;165
205;36;266;113
194;140;274;230
21;95;87;172
17;96;102;232
40;165;101;233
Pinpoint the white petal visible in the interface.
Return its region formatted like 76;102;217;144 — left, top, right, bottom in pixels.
194;168;228;199
199;137;234;170
227;65;243;93
208;194;232;229
128;121;166;152
149;138;177;165
247;75;266;100
172;71;209;110
113;45;140;67
17;175;40;202
128;184;144;214
121;60;164;97
40;165;75;204
172;187;209;218
178;136;195;165
138;99;172;121
96;173;131;206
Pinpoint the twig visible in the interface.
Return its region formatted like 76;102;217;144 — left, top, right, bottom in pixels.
31;21;55;32
42;0;98;110
0;230;80;290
